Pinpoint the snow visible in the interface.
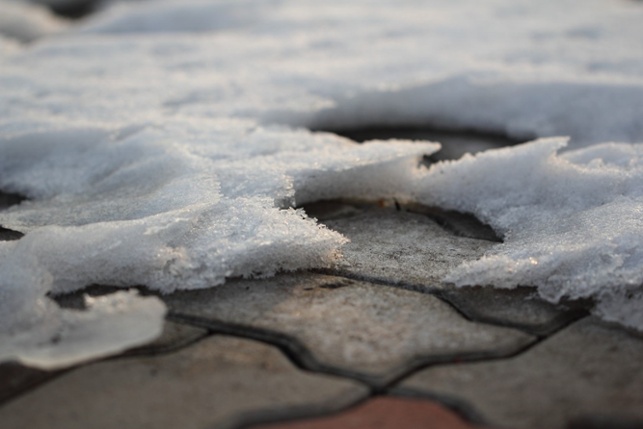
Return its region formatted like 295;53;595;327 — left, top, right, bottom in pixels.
414;139;643;330
2;0;643;367
0;288;166;369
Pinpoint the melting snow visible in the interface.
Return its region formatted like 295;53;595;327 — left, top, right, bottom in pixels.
1;0;643;367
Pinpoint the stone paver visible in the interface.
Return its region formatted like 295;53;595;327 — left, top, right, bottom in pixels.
397;317;643;429
0;335;368;429
438;286;585;336
122;320;208;357
250;396;487;429
0;321;207;405
164;273;534;383
309;204;577;335
319;207;495;288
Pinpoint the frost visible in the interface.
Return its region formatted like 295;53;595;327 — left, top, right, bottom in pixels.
2;0;643;367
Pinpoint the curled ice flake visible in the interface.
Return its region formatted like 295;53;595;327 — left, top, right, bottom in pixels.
0;291;166;370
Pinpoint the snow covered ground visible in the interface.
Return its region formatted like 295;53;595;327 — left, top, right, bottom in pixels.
1;0;643;368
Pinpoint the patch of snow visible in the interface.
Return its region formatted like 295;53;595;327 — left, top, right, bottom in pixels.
2;0;643;367
0;285;166;370
0;120;435;367
414;139;643;329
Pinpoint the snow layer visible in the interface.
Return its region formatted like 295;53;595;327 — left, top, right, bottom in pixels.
2;0;643;367
414;139;643;330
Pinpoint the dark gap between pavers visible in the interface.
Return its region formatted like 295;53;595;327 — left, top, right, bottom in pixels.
0;190;27;210
0;190;27;240
300;199;501;243
314;125;522;162
0;363;64;407
42;0;97;19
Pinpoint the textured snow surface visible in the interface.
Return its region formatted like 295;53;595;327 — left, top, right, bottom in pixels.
415;139;643;330
2;0;643;367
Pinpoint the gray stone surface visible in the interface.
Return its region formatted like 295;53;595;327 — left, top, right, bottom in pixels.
438;286;585;336
398;317;643;429
0;321;206;405
164;273;535;382
311;205;579;335
320;208;495;288
0;335;368;429
122;320;208;357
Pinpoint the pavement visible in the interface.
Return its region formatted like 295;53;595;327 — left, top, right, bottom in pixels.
1;133;643;429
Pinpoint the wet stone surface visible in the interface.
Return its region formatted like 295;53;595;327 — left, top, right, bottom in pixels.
397;317;643;429
163;273;535;384
0;335;368;429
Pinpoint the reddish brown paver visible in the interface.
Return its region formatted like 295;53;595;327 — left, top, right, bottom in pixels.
251;396;487;429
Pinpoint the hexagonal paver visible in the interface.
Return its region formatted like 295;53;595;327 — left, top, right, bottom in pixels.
249;396;487;429
398;317;643;429
310;204;579;335
164;273;534;383
438;286;585;336
319;207;494;287
0;317;206;406
0;335;368;429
